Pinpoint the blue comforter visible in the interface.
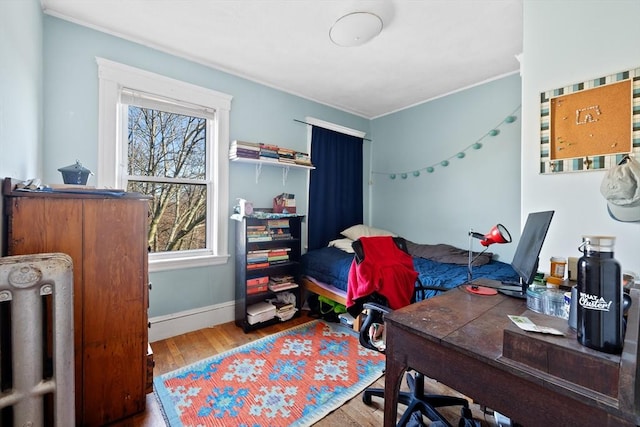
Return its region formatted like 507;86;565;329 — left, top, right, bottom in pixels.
301;246;519;299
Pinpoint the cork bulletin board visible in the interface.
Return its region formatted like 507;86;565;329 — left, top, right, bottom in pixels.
540;67;640;174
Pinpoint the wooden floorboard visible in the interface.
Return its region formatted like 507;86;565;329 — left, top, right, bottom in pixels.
115;312;500;426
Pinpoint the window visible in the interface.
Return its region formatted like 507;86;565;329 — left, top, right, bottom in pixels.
97;58;232;271
125;99;208;253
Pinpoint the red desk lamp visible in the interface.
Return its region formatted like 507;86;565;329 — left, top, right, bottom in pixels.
465;224;512;295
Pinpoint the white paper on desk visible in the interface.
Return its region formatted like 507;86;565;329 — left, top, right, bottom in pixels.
508;315;564;336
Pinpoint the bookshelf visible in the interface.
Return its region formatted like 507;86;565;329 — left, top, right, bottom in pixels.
234;215;304;332
229;140;314;184
229;156;315;171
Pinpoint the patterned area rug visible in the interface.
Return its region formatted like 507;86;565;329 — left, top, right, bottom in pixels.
154;320;386;427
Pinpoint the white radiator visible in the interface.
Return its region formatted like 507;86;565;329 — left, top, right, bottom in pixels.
0;253;75;426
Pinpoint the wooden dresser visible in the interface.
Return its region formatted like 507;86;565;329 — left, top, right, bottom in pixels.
2;179;151;426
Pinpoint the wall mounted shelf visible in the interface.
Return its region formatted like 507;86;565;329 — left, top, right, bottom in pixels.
230;157;315;185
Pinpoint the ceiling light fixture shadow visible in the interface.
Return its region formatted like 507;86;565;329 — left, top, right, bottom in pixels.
329;11;383;47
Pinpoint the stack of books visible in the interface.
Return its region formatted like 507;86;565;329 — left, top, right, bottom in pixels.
294;152;312;166
267;248;290;265
259;143;280;162
277;147;297;164
267;218;291;239
246;276;269;294
273;299;297;321
247;249;270;269
229;140;261;160
268;275;298;292
229;139;312;167
247;225;271;242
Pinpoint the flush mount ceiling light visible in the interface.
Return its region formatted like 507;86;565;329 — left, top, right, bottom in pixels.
329;11;383;47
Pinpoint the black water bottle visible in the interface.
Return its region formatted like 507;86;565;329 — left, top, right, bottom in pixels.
577;235;623;354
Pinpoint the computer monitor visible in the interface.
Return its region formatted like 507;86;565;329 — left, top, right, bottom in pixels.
509;210;555;294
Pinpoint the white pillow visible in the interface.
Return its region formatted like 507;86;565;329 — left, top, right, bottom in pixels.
328;238;355;253
340;224;396;241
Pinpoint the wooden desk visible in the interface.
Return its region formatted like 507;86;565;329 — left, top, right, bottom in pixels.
383;287;640;426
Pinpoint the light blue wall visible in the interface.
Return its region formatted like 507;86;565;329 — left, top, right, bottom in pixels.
0;0;42;257
521;0;640;275
370;74;522;262
0;0;42;181
2;4;521;319
41;16;370;317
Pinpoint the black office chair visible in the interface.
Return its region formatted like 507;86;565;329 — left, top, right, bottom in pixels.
350;237;477;427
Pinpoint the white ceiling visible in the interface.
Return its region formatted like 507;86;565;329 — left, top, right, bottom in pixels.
41;0;523;119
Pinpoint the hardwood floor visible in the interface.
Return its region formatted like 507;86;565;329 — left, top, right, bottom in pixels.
119;312;500;426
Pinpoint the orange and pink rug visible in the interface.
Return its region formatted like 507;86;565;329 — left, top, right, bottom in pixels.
154;320;386;426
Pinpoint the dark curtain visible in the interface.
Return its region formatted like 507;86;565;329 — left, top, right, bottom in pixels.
308;126;363;250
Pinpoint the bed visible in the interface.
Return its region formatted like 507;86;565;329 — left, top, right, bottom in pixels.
300;225;520;307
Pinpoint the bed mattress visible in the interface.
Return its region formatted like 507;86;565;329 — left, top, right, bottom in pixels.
301;246;520;299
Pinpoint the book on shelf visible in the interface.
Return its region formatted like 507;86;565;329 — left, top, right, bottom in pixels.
260;150;279;157
294;152;312;166
277;147;296;155
268;282;299;292
247;262;270;269
271;298;297;321
267;248;291;257
278;148;296;164
230;141;262;160
271;233;292;240
260;143;280;151
229;153;260;160
247;230;270;238
248;230;270;235
276;308;297;321
248;249;271;259
247;236;272;242
268;275;298;292
249;249;272;255
267;219;290;228
230;148;260;154
249;248;273;253
246;276;269;286
271;300;295;312
267;255;289;262
270;274;294;283
230;140;312;168
259;144;279;160
231;140;261;149
247;284;269;294
268;247;289;252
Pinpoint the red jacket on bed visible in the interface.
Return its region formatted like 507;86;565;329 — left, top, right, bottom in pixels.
347;236;418;310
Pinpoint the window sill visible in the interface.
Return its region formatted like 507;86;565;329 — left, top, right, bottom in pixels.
149;253;230;273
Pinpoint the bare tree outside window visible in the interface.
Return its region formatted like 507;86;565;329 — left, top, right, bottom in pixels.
127;106;208;252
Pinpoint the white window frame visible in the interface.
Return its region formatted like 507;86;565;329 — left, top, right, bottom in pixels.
97;58;232;272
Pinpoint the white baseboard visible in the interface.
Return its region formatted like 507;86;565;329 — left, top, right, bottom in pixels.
149;301;236;342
